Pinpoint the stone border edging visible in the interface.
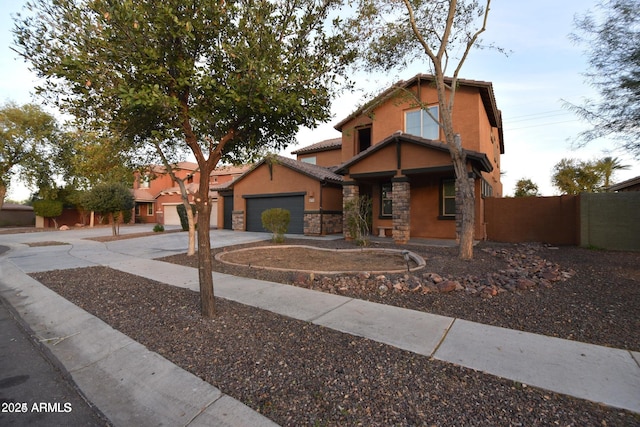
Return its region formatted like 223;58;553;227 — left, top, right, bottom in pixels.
214;245;426;275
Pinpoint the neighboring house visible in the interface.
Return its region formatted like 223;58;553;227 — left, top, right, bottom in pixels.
132;162;250;226
607;175;640;192
224;73;505;242
0;203;35;227
222;155;343;234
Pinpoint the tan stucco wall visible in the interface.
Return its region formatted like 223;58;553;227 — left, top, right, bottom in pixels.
410;179;456;239
321;186;343;211
231;162;343;230
400;143;453;171
297;149;342;168
338;82;503;196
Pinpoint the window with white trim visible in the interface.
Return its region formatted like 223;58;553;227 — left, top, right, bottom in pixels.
140;175;150;188
481;178;493;198
381;182;392;217
405;106;439;140
441;179;456;217
147;203;154;216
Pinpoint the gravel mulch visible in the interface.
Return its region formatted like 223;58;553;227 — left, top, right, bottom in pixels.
164;239;640;352
30;238;640;426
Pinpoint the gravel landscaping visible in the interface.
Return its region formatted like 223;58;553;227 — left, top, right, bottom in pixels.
30;238;640;426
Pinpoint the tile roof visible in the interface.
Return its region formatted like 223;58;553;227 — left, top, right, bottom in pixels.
231;154;343;187
291;137;342;155
274;155;343;184
210;164;252;176
132;188;157;202
608;175;640;192
0;203;33;211
158;183;200;196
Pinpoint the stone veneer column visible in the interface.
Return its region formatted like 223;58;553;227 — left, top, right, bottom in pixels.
392;179;410;244
342;182;359;240
232;210;244;231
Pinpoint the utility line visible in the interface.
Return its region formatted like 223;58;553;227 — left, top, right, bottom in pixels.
505;119;580;131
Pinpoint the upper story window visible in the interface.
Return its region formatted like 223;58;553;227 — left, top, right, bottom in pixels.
139;175;150;188
481;178;493;198
301;156;316;165
405;106;439;140
357;126;372;153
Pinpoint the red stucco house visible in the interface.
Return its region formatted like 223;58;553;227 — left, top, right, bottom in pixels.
133;162;250;226
222;74;505;242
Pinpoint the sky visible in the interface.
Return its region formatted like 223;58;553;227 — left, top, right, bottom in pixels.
1;0;639;201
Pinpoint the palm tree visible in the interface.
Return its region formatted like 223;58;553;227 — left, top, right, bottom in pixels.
597;157;630;188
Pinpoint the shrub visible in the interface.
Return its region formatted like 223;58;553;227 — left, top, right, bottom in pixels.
344;195;372;246
32;199;64;228
261;208;290;243
122;207;133;224
82;182;134;236
153;224;164;232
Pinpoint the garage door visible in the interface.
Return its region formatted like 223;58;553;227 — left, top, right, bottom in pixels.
163;204;181;225
245;194;304;234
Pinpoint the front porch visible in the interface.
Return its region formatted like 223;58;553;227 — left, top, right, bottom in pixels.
336;133;493;244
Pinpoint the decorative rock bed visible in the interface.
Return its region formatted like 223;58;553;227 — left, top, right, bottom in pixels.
215;245;426;274
295;243;577;299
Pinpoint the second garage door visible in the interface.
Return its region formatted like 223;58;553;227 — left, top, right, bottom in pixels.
245;194;304;234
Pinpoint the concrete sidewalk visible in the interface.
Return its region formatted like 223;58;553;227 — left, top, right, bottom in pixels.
1;226;639;426
107;255;640;415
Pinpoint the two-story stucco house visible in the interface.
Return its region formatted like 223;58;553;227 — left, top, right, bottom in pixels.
221;74;504;242
133;162;250;226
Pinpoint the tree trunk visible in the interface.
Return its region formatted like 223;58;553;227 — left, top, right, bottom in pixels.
185;202;196;256
110;213;117;236
457;176;475;260
195;194;215;317
175;179;196;256
0;183;6;211
450;134;475;260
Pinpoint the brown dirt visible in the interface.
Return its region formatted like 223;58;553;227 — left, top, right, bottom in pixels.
87;229;182;242
217;246;418;272
25;241;71;247
30;238;640;426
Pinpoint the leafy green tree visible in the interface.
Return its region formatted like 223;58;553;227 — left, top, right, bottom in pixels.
82;182;134;236
552;158;604;195
596;156;630;188
514;179;539;197
62;130;135;190
566;0;640;155
342;0;494;259
0;102;62;210
14;0;351;316
32;199;63;228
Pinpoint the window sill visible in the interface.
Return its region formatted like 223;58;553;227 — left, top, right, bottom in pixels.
438;215;455;220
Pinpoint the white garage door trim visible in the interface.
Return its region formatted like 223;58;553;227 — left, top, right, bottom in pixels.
162;204;181;226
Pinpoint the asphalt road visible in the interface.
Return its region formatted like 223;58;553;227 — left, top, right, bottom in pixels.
0;298;110;427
